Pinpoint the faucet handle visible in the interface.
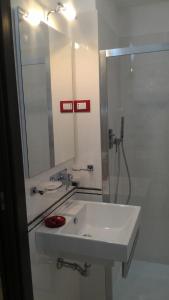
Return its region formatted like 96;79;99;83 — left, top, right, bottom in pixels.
50;169;73;190
50;169;68;182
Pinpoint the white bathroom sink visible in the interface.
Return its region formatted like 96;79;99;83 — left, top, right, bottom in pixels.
36;200;141;264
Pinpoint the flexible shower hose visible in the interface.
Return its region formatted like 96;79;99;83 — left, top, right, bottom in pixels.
114;143;121;204
114;140;132;205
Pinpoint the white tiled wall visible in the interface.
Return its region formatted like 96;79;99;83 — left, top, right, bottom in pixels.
72;10;102;188
119;1;169;40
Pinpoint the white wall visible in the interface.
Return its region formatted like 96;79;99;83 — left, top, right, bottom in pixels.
119;1;169;45
96;0;119;37
96;0;119;50
72;0;96;12
71;10;102;189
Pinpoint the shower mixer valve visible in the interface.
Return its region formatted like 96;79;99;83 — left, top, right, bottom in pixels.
109;117;125;150
109;129;121;151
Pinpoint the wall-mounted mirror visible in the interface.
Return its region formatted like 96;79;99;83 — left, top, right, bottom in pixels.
13;8;75;178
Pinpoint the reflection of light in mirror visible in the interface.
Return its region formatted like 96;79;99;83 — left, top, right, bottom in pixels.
44;17;57;30
74;42;80;50
23;10;42;27
23;34;29;42
61;3;77;21
74;42;89;51
130;53;135;73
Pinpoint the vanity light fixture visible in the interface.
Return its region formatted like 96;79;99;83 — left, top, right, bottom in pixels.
74;42;80;50
18;7;42;26
23;10;42;26
47;2;77;22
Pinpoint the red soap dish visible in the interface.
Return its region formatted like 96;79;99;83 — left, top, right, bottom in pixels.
44;216;66;228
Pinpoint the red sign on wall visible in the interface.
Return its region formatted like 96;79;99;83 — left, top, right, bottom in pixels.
60;101;74;113
74;100;91;112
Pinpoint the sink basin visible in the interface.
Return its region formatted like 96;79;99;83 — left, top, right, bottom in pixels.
36;200;141;264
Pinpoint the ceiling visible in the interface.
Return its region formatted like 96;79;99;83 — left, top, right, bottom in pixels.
116;0;169;8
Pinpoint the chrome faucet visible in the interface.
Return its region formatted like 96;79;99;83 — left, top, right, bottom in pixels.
31;169;73;196
50;169;73;190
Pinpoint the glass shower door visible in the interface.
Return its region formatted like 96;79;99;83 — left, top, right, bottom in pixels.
107;49;169;299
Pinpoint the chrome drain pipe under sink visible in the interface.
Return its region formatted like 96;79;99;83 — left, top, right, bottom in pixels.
56;258;91;277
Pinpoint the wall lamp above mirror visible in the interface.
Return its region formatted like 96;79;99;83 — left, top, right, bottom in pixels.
47;2;77;22
18;8;43;27
18;2;77;29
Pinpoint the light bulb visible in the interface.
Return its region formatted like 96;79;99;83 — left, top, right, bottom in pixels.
74;42;80;50
23;10;42;26
61;3;76;21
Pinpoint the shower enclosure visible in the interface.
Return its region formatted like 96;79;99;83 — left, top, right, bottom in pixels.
100;44;169;299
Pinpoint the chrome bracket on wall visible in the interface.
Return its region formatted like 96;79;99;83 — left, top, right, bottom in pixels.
56;258;91;277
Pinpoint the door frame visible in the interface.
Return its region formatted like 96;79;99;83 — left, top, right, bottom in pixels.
0;1;33;300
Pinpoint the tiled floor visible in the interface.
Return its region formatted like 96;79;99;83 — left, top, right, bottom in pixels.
118;260;169;300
